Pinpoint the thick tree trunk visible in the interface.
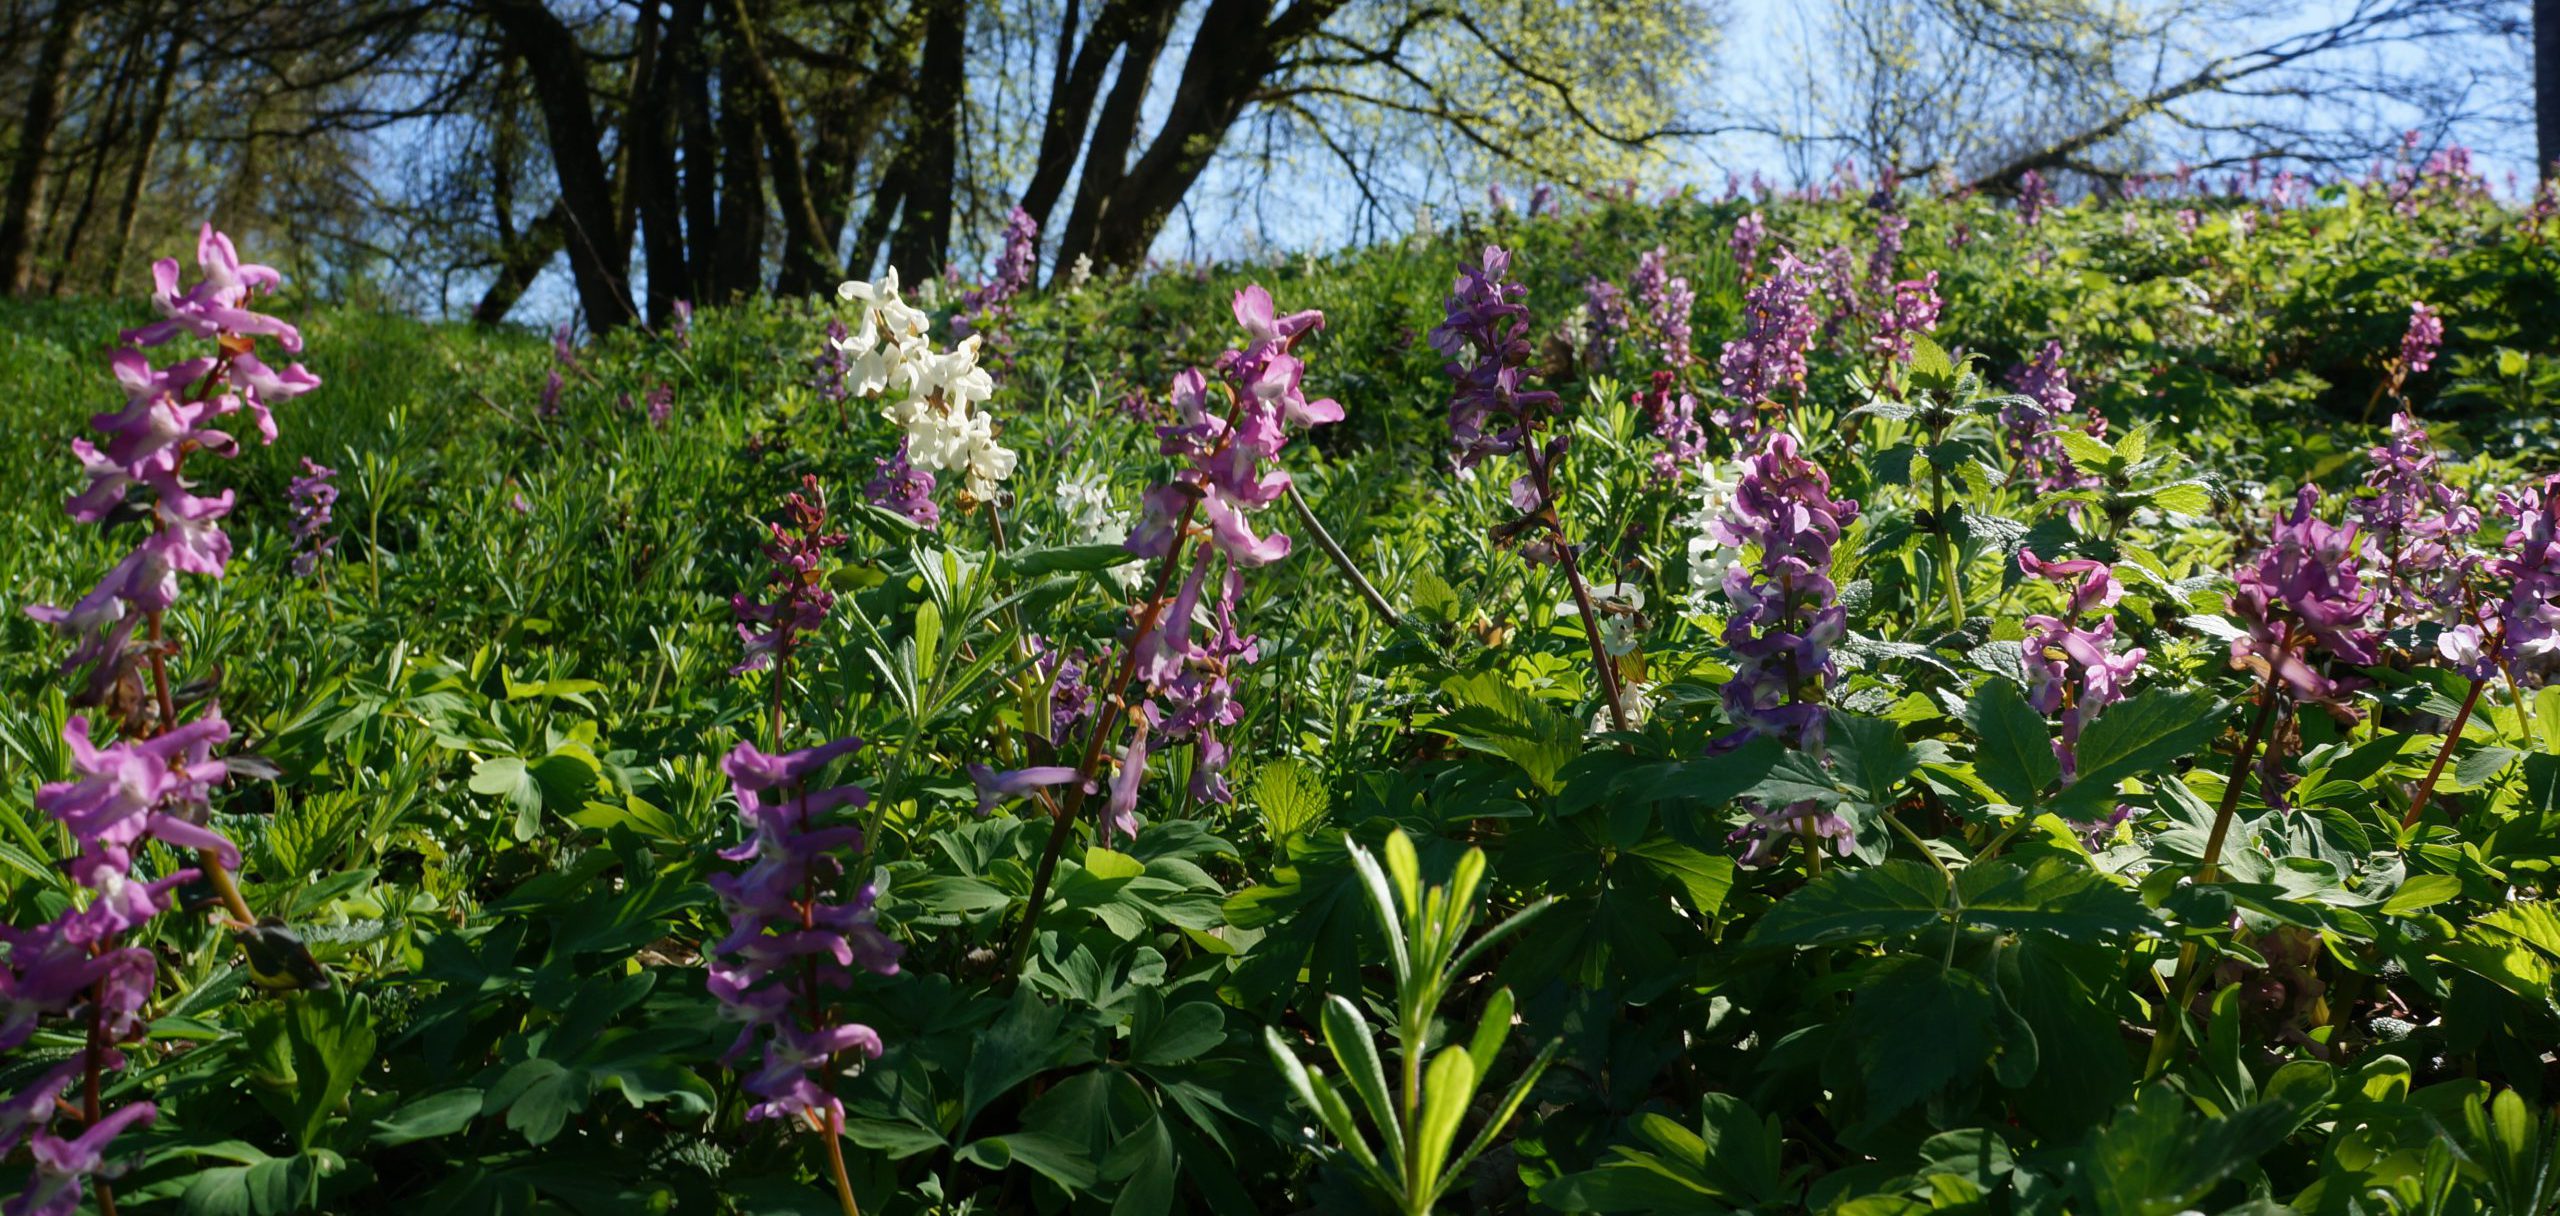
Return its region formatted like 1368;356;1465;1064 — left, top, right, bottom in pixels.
1020;0;1156;243
52;12;153;294
714;0;839;296
884;0;965;281
1052;0;1176;275
711;16;769;303
627;0;688;324
672;0;722;304
1;1;86;295
485;0;636;329
104;25;184;293
2540;0;2558;179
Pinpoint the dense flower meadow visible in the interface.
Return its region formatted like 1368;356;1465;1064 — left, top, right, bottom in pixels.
2;157;2559;1215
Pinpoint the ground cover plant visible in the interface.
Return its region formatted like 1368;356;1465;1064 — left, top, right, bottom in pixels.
2;159;2559;1215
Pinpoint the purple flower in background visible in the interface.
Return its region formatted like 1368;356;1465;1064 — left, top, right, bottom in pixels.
2002;341;2104;492
2017;549;2146;837
1529;184;1555;216
1141;568;1260;805
1638;370;1707;482
1632;247;1694;369
707;736;900;1126
1031;635;1097;739
734;476;847;674
2398;301;2442;375
1864;213;1908;297
1871;272;1942;363
2017;170;2055;226
1434;245;1556;474
864;441;939;529
960;206;1040;325
2230;488;2382;707
287;458;338;576
1582;277;1628;367
1716;251;1819;424
2444;476;2560;684
670;299;693;349
1730;211;1767;279
2355;412;2478;625
643;383;674;428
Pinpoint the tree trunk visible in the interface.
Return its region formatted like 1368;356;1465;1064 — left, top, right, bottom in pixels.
1020;0;1154;242
714;0;839;295
485;0;636;329
1052;0;1176;275
2540;0;2558;180
672;0;722;303
104;24;184;294
711;13;770;303
473;202;569;325
884;0;965;281
1;1;86;295
49;11;152;295
627;0;688;325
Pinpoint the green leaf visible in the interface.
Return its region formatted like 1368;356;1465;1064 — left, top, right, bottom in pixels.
1133;1001;1226;1067
1745;860;1947;949
181;1148;342;1216
2380;873;2463;917
369;1088;483;1146
2055;691;2222;818
1830;713;1918;805
999;543;1143;578
1415;1047;1478;1195
1966;678;2058;807
2080;1079;2332;1216
1850;956;1996;1122
1956;858;2153;938
1104;1115;1179;1216
1253;758;1330;842
245;990;378;1150
1320;995;1401;1166
957;1132;1103;1193
1623;840;1737;918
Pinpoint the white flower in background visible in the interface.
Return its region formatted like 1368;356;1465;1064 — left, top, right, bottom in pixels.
1677;460;1745;609
1560;302;1592;357
836;275;1016;502
1591;680;1653;734
1058;474;1141;589
1558;582;1646;657
1067;253;1094;293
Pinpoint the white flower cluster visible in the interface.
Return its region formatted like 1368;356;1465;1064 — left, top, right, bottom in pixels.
1677;459;1745;610
835;269;1016;500
1057;474;1141;590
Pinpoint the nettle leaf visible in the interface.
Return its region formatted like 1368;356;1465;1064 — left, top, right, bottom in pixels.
2053;691;2223;820
1849;956;1996;1123
1433;671;1582;793
1966;678;2058;808
1746;860;1946;949
1830;713;1918;806
1955;859;2153;938
2078;1078;2331;1216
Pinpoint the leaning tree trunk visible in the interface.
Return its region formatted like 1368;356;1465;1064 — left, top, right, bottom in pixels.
0;1;87;295
714;0;840;296
485;0;637;329
1050;0;1174;276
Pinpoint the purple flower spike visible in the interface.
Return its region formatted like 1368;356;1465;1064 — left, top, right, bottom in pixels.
1716;251;1819;425
708;736;900;1127
2399;301;2442;375
1712;432;1860;753
2230;487;2382;707
734;477;848;674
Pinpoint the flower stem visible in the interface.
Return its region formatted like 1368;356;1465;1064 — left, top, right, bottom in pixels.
1010;520;1200;974
1531;446;1628;733
146;612;255;926
2400;677;2483;829
1930;451;1965;628
2142;635;2290;1081
1284;481;1402;630
821;1108;861;1216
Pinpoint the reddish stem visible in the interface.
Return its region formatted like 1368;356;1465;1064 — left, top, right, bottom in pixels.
2401;677;2484;828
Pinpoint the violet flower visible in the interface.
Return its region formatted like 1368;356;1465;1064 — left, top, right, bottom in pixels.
707;737;900;1125
1433;245;1555;477
2229;487;2382;707
2017;169;2055;226
733;476;847;674
2443;476;2560;684
2002;341;2105;492
644;383;674;429
1730;212;1767;279
1712;432;1859;751
1715;251;1819;439
1871;271;1942;364
2018;549;2147;839
288;458;338;577
2398;302;2442;376
2354;412;2478;625
1638;370;1708;482
1581;277;1628;368
1632;247;1694;370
